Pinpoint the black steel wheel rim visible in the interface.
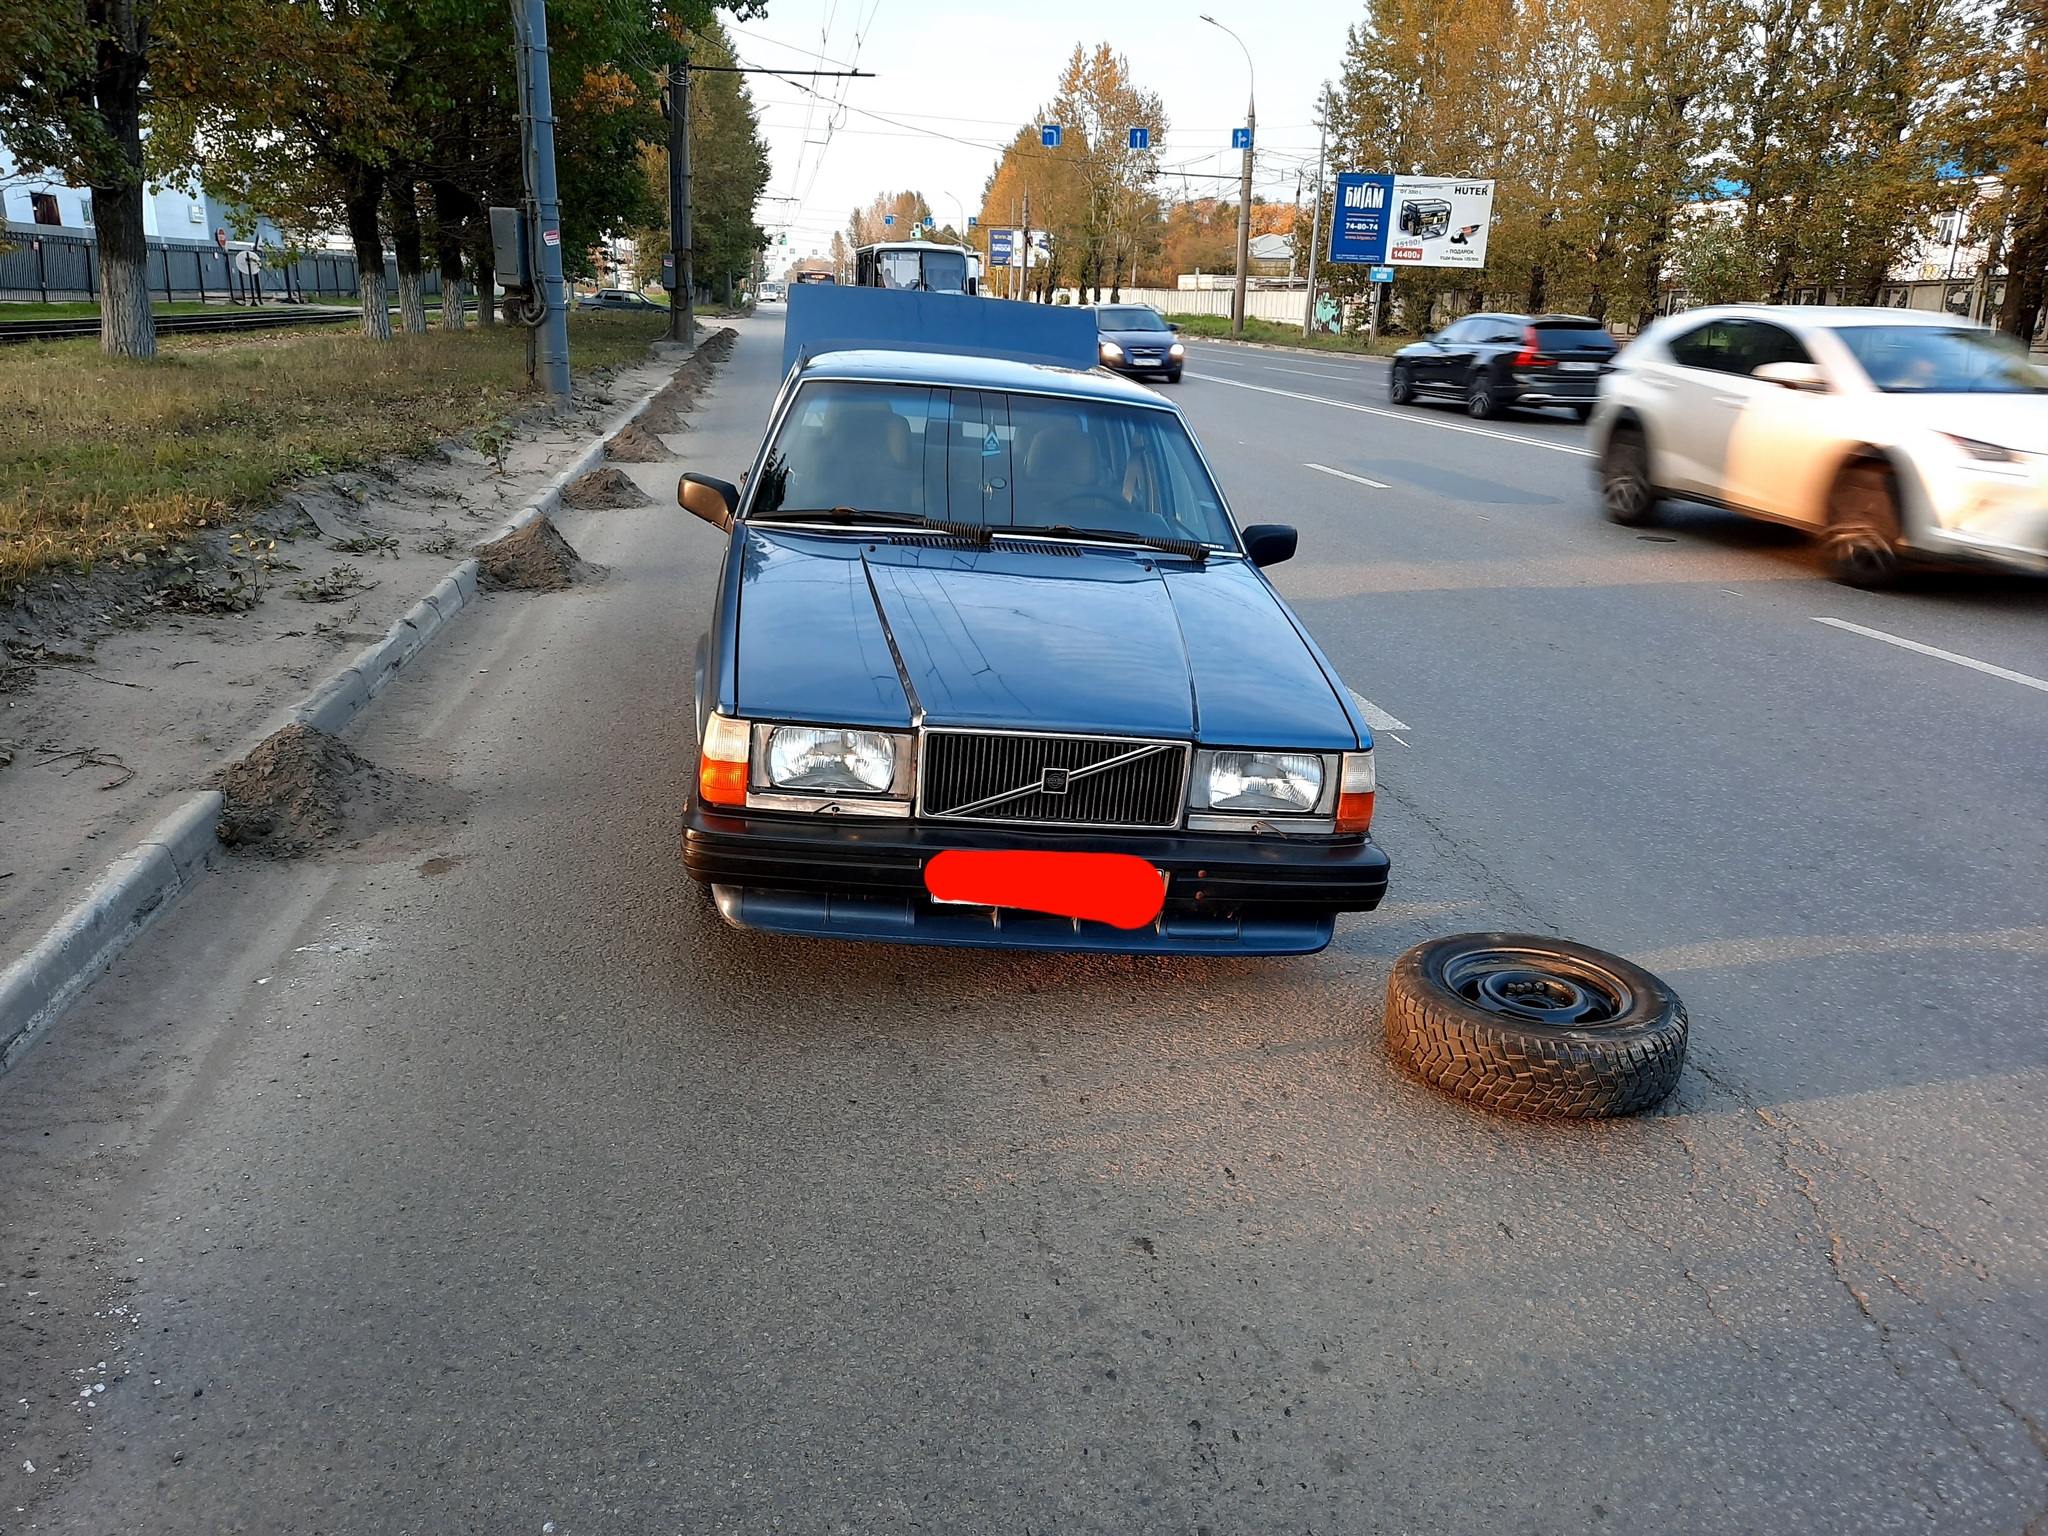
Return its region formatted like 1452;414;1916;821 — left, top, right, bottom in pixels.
1441;946;1633;1029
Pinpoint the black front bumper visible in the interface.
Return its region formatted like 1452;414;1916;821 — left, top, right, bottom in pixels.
1106;357;1178;377
683;805;1390;954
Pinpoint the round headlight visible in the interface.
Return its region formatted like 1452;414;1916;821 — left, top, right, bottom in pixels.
765;726;895;793
1099;340;1124;362
1168;341;1185;358
1207;751;1323;813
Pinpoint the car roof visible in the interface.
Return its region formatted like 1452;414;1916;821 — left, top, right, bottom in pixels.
1666;304;1973;330
801;347;1176;406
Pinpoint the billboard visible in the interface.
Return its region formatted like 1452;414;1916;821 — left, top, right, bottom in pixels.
1328;174;1495;269
987;228;1016;268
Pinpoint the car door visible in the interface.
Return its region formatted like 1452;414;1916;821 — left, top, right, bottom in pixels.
1651;318;1752;496
1720;321;1836;526
1419;318;1478;391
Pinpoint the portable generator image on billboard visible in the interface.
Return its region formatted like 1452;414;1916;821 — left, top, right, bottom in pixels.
1400;198;1452;239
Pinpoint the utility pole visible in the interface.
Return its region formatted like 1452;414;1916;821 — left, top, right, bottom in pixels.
511;0;571;403
1202;15;1255;337
1021;191;1032;302
1302;112;1326;339
667;56;694;348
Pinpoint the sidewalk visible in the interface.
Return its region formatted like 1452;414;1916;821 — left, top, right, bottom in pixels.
0;347;689;958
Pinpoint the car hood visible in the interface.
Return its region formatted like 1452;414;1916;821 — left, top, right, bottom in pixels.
1902;394;2048;456
1101;329;1176;349
731;529;1357;747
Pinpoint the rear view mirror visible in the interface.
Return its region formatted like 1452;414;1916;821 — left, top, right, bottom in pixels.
1753;360;1828;392
1168;321;1182;332
1240;524;1298;568
679;473;738;530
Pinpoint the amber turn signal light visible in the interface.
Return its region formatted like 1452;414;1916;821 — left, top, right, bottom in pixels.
698;713;751;808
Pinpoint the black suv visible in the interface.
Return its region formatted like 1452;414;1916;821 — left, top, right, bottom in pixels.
1389;312;1617;420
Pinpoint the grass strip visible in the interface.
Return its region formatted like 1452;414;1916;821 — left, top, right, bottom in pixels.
1;311;664;592
1171;312;1406;357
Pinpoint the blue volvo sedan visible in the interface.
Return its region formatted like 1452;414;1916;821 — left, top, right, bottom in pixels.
675;287;1389;955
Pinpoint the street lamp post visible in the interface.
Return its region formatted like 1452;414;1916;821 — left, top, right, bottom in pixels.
1201;14;1255;338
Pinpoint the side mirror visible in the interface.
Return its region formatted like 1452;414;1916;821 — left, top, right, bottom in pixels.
1168;321;1182;332
1421;330;1439;344
1240;524;1298;569
679;472;739;530
1753;360;1828;392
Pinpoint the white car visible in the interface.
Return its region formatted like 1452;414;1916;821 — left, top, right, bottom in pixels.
1590;305;2048;585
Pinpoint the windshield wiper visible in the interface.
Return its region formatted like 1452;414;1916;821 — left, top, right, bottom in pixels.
751;508;992;542
1004;524;1210;562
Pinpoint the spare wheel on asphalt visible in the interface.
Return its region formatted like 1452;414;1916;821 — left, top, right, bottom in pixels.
1384;933;1686;1118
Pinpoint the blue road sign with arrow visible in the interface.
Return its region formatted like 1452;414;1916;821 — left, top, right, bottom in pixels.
1041;124;1063;148
1128;127;1150;150
1232;127;1252;150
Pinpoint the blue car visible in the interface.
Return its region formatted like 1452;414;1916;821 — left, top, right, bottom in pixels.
675;286;1389;955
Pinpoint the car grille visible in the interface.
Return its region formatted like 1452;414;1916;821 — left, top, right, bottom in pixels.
919;731;1187;828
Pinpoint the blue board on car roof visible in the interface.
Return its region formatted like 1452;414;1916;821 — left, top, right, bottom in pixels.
781;283;1100;377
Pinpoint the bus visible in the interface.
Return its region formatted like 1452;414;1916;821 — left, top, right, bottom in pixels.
853;241;978;296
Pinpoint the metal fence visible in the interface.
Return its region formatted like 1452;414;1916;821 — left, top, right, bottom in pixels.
1055;285;1312;325
1;225;441;305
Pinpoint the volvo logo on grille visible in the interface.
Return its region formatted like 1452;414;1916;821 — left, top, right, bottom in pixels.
1039;766;1072;795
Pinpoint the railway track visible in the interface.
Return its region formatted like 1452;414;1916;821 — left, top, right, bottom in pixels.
0;306;362;343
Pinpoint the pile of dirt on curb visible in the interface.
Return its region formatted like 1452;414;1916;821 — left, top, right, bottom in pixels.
603;422;671;463
216;724;391;855
633;326;736;434
560;467;652;510
475;514;584;590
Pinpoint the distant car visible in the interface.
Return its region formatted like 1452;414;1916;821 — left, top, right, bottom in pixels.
1092;304;1185;384
1389;312;1618;420
577;289;665;311
1592;305;2048;586
757;282;784;303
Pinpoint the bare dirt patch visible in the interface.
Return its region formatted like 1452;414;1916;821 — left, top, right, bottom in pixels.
561;466;654;510
475;515;584;590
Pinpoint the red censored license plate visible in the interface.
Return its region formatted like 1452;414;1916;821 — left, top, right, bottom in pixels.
923;850;1167;930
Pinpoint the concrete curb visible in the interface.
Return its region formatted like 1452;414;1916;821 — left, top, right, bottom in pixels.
0;351;697;1076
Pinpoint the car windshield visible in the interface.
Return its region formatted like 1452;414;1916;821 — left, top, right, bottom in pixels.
1096;307;1169;332
1830;326;2048;394
751;381;1234;547
920;249;968;293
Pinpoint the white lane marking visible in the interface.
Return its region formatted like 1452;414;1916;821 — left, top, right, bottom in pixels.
1349;688;1411;733
1188;352;1246;366
1189;373;1596;457
1270;365;1368;380
1812;617;2048;695
1305;461;1391;489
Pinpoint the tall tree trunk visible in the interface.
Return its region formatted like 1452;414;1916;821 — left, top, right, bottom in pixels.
90;8;155;359
473;234;497;327
432;181;468;330
1526;262;1547;314
1997;207;2048;347
343;161;392;342
390;175;428;335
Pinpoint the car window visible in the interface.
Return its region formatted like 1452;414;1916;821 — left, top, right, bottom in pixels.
1484;320;1525;344
752;381;1235;546
1829;325;2048;394
1534;323;1615;352
877;250;922;290
1667;320;1744;373
1436;319;1478;344
1095;307;1169;332
921;248;968;293
1742;322;1812;371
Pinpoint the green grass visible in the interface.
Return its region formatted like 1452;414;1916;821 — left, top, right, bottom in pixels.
0;301;236;321
0;309;666;590
1172;312;1408;357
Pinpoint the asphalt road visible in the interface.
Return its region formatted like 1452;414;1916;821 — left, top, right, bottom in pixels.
3;317;2044;1534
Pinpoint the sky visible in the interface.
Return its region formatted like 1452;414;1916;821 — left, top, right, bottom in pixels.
722;1;1366;263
